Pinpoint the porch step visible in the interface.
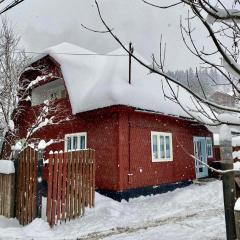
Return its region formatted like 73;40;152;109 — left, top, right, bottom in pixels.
193;178;216;185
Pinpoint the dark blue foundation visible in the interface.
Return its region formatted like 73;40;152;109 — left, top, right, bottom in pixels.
96;181;193;201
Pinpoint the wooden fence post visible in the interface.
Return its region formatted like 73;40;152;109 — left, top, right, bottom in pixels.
235;198;240;240
13;149;20;218
220;125;237;240
37;149;43;218
0;160;15;218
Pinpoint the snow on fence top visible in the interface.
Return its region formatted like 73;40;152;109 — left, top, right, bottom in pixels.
234;161;240;170
235;198;240;211
0;160;15;174
38;140;46;150
11;141;22;151
32;42;214;123
233;151;240;160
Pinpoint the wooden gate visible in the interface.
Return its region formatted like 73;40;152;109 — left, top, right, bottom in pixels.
15;147;38;225
47;149;95;227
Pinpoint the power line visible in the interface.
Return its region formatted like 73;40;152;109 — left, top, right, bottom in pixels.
14;50;128;57
0;0;24;15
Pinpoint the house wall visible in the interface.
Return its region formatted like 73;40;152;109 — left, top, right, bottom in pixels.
210;92;235;107
15;100;120;191
118;111;214;191
14;100;214;193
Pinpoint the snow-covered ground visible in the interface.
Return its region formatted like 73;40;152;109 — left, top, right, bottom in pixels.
0;180;225;240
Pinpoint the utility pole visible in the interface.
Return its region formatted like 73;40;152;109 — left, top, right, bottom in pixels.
220;124;236;240
129;42;134;85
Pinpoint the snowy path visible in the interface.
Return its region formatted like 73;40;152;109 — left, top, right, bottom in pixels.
0;180;225;240
77;209;223;240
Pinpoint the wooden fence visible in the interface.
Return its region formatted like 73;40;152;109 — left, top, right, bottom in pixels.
0;173;15;218
15;147;38;226
47;149;95;227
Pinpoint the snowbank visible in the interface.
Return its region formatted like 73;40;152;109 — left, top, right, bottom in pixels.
0;180;225;239
0;160;15;174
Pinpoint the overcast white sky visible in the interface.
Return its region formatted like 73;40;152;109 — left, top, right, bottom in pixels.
4;0;219;70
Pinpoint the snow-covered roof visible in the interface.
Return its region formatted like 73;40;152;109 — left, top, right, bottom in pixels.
233;136;240;147
34;42;214;123
211;91;234;97
213;133;240;146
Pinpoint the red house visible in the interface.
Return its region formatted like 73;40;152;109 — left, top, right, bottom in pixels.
210;91;235;107
12;42;214;200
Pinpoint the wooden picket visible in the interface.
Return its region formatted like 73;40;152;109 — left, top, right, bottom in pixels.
47;149;95;227
0;172;15;218
15;147;37;226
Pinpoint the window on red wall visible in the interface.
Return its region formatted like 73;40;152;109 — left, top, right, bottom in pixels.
206;137;213;158
64;132;87;152
151;131;173;162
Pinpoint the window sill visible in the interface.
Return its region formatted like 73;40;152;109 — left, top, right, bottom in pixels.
66;148;87;152
152;159;173;163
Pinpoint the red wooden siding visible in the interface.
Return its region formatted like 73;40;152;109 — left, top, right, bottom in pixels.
15;103;213;192
118;111;213;190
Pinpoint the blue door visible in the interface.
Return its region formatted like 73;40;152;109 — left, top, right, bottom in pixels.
193;137;208;178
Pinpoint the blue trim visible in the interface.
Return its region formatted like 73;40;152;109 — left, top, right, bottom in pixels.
96;181;192;201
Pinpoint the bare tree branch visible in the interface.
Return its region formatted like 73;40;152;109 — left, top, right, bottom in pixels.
94;0;240;117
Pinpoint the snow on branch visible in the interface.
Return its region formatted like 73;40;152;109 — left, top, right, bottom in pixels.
222;57;240;79
205;6;240;24
25;74;53;91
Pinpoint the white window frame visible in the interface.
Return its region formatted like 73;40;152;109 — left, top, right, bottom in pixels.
206;137;213;158
151;131;173;162
64;132;87;152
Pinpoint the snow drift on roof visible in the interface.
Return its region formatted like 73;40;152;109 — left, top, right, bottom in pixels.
36;42;214;123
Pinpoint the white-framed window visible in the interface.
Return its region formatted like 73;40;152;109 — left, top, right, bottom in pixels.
151;131;173;162
206;137;213;158
64;132;87;151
